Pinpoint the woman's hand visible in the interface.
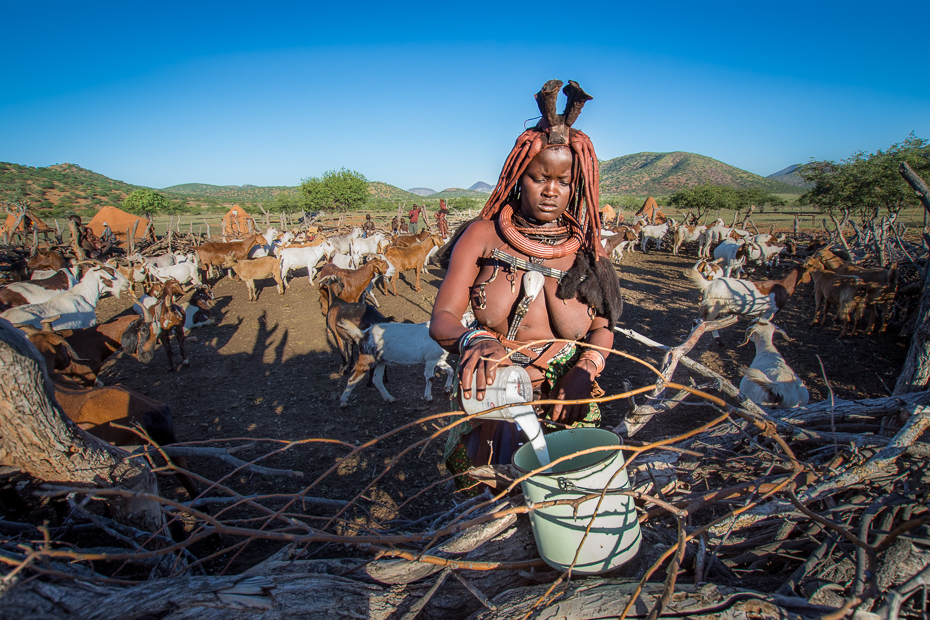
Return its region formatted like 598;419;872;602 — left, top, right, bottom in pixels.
459;339;511;402
549;362;596;425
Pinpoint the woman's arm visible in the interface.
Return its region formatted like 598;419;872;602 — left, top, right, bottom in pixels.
429;221;510;401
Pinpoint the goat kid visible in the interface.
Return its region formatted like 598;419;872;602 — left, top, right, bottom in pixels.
338;320;454;406
222;256;283;301
738;320;809;409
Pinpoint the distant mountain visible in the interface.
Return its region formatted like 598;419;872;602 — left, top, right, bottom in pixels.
767;164;813;189
468;181;494;193
599;152;804;196
408;187;437;196
430;188;491;199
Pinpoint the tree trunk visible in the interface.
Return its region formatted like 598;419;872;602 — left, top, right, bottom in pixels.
894;261;930;395
900;162;930;213
894;164;930;395
0;323;164;532
68;219;86;261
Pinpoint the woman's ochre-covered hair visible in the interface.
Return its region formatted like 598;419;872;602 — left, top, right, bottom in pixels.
480;80;602;252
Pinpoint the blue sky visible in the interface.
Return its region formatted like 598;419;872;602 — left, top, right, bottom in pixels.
1;1;927;193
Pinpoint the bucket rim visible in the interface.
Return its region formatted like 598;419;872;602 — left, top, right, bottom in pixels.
512;428;623;476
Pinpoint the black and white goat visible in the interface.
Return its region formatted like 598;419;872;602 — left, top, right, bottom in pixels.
338;321;454;406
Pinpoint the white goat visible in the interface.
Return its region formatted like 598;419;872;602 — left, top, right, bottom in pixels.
130;252;177;269
672;224;707;256
328;228;363;255
3;267;79;305
699;224;731;257
330;253;356;270
713;238;748;277
337;321;454;406
248;227;279;258
2;266;130;330
350;233;389;262
738;320;809;409
640;220;673;252
279;240;336;287
145;259;202;286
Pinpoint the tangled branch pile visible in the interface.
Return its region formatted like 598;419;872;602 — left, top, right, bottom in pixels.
1;314;928;620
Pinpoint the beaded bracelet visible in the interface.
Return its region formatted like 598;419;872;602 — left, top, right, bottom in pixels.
576;349;606;376
458;329;497;355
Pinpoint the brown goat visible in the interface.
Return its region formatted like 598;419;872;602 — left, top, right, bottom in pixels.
27;248;69;273
814;249;897;334
25;313;161;387
383;235;442;295
391;229;430;248
321;278;390;373
316;257;389;315
147;279;190;370
803;257;871;336
54;383;198;499
221;256;283;301
195;233;265;280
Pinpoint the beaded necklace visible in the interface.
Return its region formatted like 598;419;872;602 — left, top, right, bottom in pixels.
498;203;582;260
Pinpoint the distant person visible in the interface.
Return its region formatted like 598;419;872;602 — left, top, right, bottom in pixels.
391;216;400;235
436;199;449;238
70;215;108;259
408;204;422;234
100;221;117;245
400;217;409;233
363;214;376;237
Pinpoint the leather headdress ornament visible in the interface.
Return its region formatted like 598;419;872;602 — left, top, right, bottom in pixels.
480;79;602;255
534;79;593;145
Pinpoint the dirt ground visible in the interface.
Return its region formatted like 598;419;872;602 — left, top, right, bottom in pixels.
92;238;909;572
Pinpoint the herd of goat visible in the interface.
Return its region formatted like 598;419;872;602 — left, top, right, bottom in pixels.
602;213;898;409
0;211;903;503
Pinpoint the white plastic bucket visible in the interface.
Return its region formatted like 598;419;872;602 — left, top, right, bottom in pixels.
513;428;641;574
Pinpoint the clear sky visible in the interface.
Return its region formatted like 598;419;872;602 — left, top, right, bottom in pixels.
2;1;927;193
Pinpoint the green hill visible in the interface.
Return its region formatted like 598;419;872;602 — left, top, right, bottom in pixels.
162;183;295;203
599;152;804;196
367;182;418;201
0;162;144;213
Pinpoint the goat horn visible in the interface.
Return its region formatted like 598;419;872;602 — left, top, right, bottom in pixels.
561;80;592;127
15;323;40;335
40;316;61;332
774;326;795;342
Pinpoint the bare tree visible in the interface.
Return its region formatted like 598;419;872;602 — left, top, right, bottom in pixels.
0;321;165;532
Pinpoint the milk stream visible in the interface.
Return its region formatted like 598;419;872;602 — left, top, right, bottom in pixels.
509;406;551;469
459;366;551;469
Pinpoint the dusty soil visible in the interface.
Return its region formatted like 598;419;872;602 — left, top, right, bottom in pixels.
91;240;908;572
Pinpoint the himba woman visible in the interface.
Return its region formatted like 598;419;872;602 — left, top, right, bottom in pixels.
429;80;623;494
436;198;450;238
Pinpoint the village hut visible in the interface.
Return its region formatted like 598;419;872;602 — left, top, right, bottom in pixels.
599;203;618;227
635;196;667;224
87;206;151;245
0;209;56;242
221;206;256;238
